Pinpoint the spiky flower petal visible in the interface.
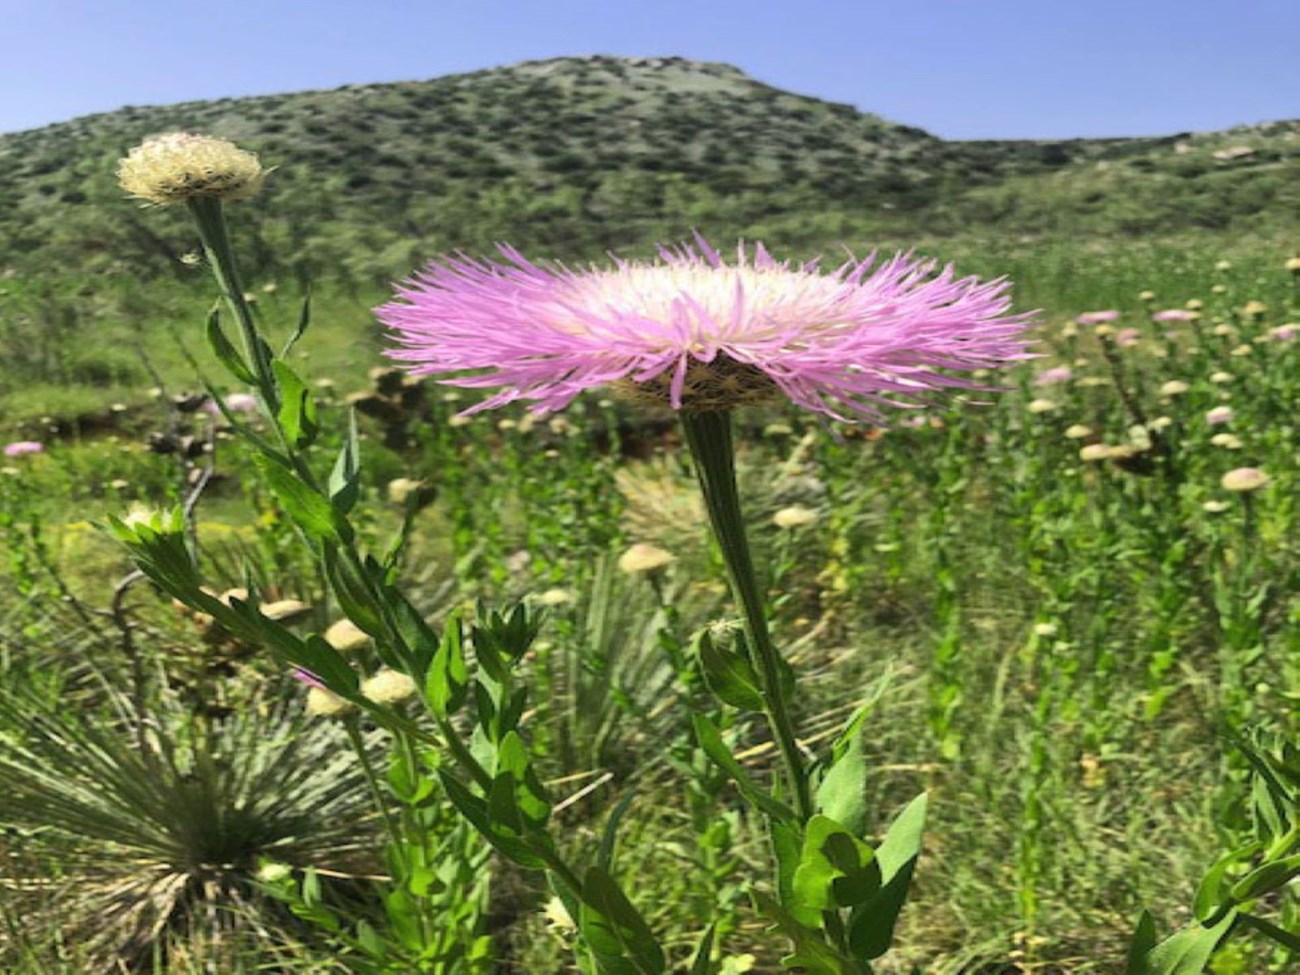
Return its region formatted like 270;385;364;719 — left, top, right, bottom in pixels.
379;237;1035;422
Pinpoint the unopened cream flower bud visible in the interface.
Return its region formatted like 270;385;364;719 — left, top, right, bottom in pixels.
1220;468;1269;492
117;133;266;205
772;505;818;529
1138;290;1156;301
1210;433;1243;449
1240;300;1267;318
1202;500;1230;513
324;618;372;653
1286;256;1300;273
361;668;418;705
536;588;574;607
261;599;310;622
305;686;356;718
1033;622;1058;637
1158;380;1189;397
1079;444;1113;462
1147;416;1173;431
1027;398;1058;414
617;542;675;575
1064;424;1093;439
1209;371;1233;384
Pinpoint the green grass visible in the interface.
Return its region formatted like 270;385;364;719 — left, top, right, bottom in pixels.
1;223;1297;971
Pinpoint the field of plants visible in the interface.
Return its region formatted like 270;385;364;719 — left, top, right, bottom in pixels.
0;130;1296;975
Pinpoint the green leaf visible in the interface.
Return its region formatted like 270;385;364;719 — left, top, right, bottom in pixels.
493;731;552;830
688;924;717;975
298;635;359;694
437;770;545;869
691;713;795;823
328;409;361;515
751;891;854;975
1228;853;1300;903
598;789;639;874
205;307;256;384
816;717;870;837
281;288;312;358
427;616;469;717
1143;910;1237;974
1125;911;1160;975
696;629;765;710
1192;842;1260;920
322;545;385;639
256;454;344;542
847;792;927;961
272;360;319;448
792;815;880;924
578;866;666;975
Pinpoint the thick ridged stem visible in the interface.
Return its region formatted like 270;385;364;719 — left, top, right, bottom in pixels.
680;409;812;820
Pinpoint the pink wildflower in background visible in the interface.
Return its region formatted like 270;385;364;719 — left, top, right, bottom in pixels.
3;441;44;457
1114;328;1142;348
206;392;258;415
1075;310;1120;325
1033;366;1072;386
1152;309;1194;324
379;236;1036;422
1205;406;1234;425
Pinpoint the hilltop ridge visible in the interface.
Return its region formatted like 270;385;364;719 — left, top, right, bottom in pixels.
1;55;1296;281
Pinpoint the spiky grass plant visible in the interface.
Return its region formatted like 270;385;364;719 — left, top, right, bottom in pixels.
0;675;376;970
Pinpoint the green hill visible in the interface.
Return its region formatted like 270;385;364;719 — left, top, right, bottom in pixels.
1;55;1298;283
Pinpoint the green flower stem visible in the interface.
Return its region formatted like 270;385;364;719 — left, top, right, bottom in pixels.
187;197;279;414
680;409;812;821
343;715;405;860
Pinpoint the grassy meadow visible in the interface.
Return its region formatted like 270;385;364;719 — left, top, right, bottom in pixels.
0;229;1295;973
0;58;1296;972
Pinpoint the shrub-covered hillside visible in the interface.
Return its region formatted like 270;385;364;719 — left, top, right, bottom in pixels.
1;55;1297;284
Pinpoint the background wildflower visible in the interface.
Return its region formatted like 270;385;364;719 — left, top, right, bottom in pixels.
1221;467;1270;492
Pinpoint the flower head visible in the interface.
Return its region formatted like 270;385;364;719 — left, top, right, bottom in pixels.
772;505;818;529
1220;467;1269;492
379;237;1035;422
117;133;266;206
617;542;675;575
3;440;44;457
361;668;418;705
1033;366;1072;386
1152;309;1194;324
1205;406;1234;425
1075;310;1120;325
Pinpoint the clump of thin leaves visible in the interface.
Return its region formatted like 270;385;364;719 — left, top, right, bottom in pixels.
0;671;376;970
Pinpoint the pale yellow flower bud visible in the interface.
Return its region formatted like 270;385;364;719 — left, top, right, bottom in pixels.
772;505;818;529
117;133;266;205
305;686;355;718
361;668;418;705
536;588;574;607
1064;424;1093;439
1158;381;1189;397
324;618;372;653
617;542;675;575
1220;468;1270;492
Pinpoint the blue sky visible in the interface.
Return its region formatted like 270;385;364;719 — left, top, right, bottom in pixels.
5;0;1298;138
